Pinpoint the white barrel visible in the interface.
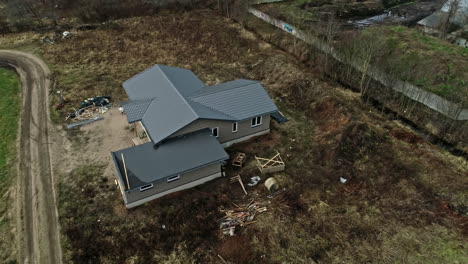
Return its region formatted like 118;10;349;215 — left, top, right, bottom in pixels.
265;177;279;192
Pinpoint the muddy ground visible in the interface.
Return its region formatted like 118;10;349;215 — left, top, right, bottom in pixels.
1;7;466;264
0;51;62;264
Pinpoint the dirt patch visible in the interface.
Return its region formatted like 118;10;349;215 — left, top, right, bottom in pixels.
309;96;351;135
390;128;423;144
216;235;257;264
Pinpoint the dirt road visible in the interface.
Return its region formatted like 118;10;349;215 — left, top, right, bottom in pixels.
0;50;62;264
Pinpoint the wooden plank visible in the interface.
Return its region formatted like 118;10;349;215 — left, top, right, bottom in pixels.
255;152;285;173
230;175;248;195
132;137;144;146
238;177;248;195
262;164;285;173
262;152;281;168
121;153;131;190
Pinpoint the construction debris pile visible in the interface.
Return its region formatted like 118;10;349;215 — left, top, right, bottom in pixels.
218;200;267;236
66;96;111;121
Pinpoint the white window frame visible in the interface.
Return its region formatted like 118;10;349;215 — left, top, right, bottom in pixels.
211;127;219;137
232;122;238;133
251;116;262;127
139;183;154;192
167;174;181;183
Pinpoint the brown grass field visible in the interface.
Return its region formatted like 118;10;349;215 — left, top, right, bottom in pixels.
1;8;467;264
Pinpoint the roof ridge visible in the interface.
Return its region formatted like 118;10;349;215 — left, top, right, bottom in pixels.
187;99;237;120
124;97;156;103
157;65;200;119
141;98;159;123
189;81;259;98
123;65;159;88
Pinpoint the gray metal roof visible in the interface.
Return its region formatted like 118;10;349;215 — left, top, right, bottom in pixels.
112;129;229;189
188;100;236;120
192;79;258;95
418;11;448;28
188;80;278;120
418;0;468;28
158;65;205;96
122;65;204;143
121;65;278;144
123;98;155;123
141;91;198;144
122;64;205;100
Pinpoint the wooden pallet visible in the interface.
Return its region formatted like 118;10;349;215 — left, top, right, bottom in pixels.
232;152;246;167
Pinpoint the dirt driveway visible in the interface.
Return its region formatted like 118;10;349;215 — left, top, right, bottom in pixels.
0;50;62;264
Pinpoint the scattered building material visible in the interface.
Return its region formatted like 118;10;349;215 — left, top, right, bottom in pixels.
132;137;145;146
255;151;285;173
41;36;55;44
267;188;286;199
232;152;246;167
62;31;72;38
79;96;111;109
66;116;104;129
66;96;111;122
218;200;267;236
265;177;279;192
217;254;228;264
230;175;248;195
247;176;261;187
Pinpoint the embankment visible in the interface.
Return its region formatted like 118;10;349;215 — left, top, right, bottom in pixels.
244;8;468;153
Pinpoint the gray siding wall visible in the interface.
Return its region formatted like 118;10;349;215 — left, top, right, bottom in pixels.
170;114;271;144
124;162;222;204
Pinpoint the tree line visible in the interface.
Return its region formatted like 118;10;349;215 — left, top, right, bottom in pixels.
0;0;217;33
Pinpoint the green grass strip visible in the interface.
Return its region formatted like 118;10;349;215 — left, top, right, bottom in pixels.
0;67;20;201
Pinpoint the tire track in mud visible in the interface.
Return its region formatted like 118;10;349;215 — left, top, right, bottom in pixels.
0;50;62;264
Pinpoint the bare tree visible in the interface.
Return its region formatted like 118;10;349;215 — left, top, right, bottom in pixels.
5;0;43;30
317;14;338;78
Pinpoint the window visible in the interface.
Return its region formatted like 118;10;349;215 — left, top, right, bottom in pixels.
140;183;153;192
167;175;181;183
211;127;219;137
251;116;262;127
232;122;238;133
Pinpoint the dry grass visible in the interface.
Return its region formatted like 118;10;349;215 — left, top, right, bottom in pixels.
0;68;21;264
357;26;468;104
3;8;466;263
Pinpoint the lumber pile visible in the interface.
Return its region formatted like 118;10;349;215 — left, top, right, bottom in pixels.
65;96;111;122
218;200;267;236
66;105;108;122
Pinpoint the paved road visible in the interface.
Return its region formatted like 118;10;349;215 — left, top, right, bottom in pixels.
0;50;62;264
